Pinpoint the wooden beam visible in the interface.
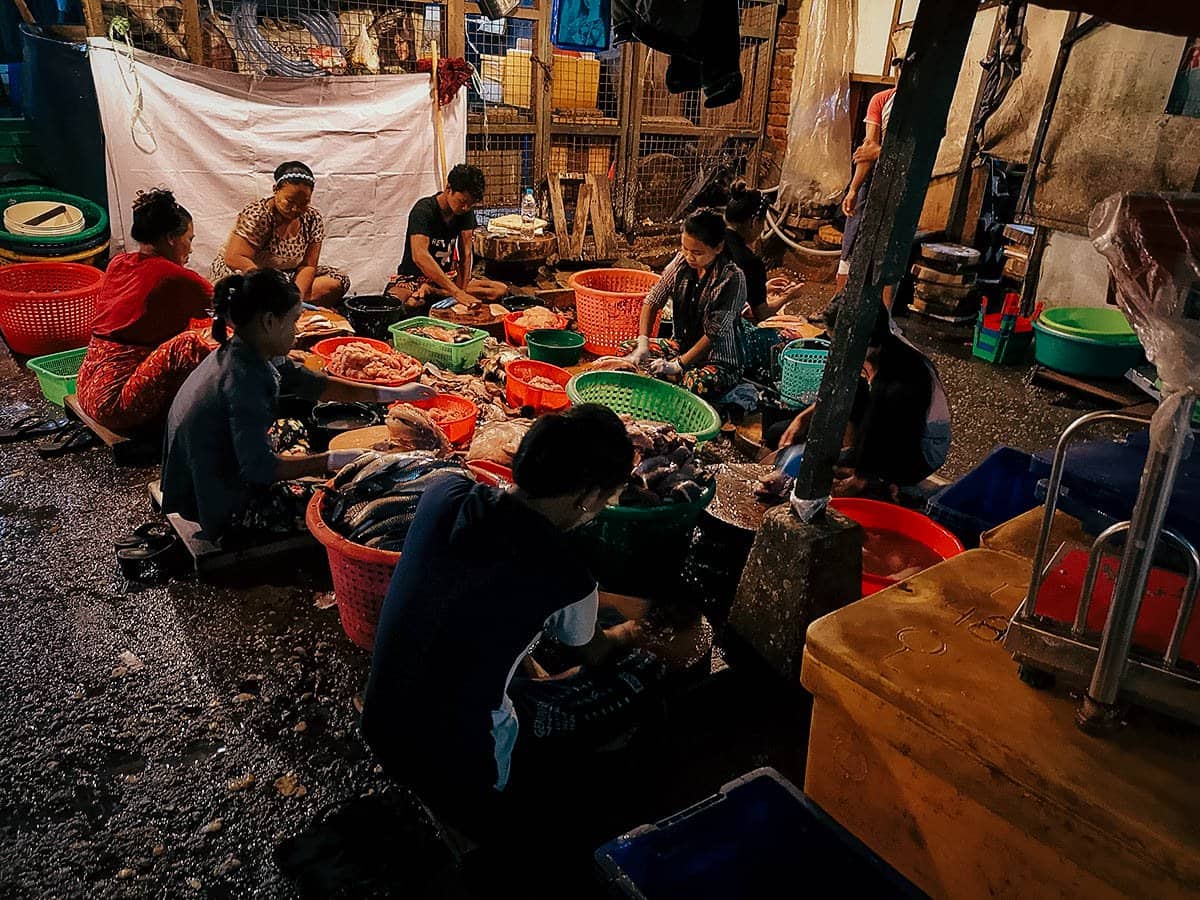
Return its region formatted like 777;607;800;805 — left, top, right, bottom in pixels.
11;0;35;26
947;5;1003;241
533;0;552;192
447;0;464;59
617;43;644;232
181;0;203;66
792;0;979;505
81;0;103;37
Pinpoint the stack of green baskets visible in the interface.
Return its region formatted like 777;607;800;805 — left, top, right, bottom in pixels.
0;188;111;267
565;371;722;442
26;346;87;407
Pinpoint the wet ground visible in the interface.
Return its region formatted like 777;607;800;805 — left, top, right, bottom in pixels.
0;286;1136;897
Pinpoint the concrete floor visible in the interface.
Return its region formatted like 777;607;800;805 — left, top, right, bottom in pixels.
0;288;1133;896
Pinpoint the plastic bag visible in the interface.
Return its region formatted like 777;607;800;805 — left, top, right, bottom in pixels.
777;0;853;210
1089;192;1200;450
551;0;610;53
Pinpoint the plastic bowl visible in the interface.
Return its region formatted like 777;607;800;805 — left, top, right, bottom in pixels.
1032;319;1144;378
527;328;585;366
311;336;395;361
1036;306;1139;344
397;393;479;447
506;359;572;413
503;309;569;346
343;294;409;341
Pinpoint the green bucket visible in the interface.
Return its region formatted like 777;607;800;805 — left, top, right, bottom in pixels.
1033;317;1143;378
527;328;585;366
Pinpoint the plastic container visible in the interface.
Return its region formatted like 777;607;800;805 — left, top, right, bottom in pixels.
389;316;489;373
1032;318;1144;378
595;767;919;900
973;295;1037;365
0;261;102;355
568;268;660;356
566;371;722;442
829;497;965;596
1036;306;1139;343
25;345;86;407
0;190;109;250
502;308;568;346
307;401;381;452
305;488;400;650
310;336;394;361
575;482;716;595
927;446;1041;548
467;460;513;487
779;338;829;407
0;239;109;269
343;294;408;341
526;328;585;366
400;393;479;447
4;200;85;236
505;358;572;413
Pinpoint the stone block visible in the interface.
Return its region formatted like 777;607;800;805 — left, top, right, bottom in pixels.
728;505;862;681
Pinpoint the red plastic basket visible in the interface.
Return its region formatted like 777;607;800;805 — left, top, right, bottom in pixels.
568;268;661;356
506;359;571;413
829;497;964;597
305;488;401;651
467;460;513;486
502;309;568;347
394;393;479;447
0;262;102;355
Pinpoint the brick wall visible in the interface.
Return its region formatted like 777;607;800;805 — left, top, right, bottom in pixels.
762;0;804;184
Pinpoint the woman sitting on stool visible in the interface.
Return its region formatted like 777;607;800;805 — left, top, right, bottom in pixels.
76;189;213;433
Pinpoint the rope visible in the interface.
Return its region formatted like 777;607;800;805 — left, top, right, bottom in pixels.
108;16;158;153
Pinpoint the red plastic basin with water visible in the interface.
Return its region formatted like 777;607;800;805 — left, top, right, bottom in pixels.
830;497;965;596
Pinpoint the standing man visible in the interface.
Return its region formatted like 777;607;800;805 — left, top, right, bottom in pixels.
837;58;901;308
386;163;507;311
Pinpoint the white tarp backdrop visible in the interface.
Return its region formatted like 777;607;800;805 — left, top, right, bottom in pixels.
88;39;467;294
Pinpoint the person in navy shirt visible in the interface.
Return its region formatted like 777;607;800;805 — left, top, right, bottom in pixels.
362;405;641;840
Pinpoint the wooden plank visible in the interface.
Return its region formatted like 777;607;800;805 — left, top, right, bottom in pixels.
11;0;36;26
547;173;570;255
168;512;316;576
1030;365;1147;408
447;0;464;60
793;0;978;503
533;0;552;191
181;0;203;65
568;179;593;259
586;173;619;260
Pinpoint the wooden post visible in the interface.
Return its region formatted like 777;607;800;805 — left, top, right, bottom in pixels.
81;0;103;37
946;6;1002;241
181;0;203;66
11;0;36;26
792;0;978;505
533;4;553;192
431;41;448;183
446;0;465;60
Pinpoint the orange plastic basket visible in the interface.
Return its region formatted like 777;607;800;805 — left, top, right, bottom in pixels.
0;262;102;355
502;309;568;347
311;336;394;360
568;268;660;356
506;359;571;413
305;488;401;651
394;393;479;447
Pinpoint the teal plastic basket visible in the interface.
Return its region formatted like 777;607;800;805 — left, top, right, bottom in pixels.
565;371;722;442
388;316;489;373
779;338;829;407
26;346;87;407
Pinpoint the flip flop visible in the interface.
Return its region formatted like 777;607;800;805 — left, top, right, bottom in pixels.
35;423;100;458
113;522;173;550
116;535;183;583
0;413;70;444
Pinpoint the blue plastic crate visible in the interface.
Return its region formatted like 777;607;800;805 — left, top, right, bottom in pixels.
594;768;918;900
927;446;1041;548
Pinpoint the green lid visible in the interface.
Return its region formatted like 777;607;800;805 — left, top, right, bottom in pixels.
1037;307;1140;346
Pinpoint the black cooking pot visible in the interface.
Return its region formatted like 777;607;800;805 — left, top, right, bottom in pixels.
307;402;382;452
343;294;408;341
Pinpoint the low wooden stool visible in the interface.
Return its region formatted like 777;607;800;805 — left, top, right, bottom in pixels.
166;513;316;577
63;394;158;465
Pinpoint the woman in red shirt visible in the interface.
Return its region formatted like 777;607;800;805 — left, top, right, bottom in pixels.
76;189;214;432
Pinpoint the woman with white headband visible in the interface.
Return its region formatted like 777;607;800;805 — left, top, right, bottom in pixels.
211;161;350;306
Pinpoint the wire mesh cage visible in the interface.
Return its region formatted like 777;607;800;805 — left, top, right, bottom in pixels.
106;0;448;76
465;13;536;124
628;134;754;230
467;131;533;213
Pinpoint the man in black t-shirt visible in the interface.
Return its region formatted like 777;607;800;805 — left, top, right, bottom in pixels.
386;163;507;311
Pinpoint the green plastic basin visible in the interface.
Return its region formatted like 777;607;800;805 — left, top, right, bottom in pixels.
1033;318;1144;378
1037;306;1139;345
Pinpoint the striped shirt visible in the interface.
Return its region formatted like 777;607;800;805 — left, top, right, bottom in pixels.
644;251;745;371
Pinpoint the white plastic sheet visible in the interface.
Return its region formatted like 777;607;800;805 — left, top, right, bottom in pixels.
88;39;466;294
1090;192;1200;449
777;0;853;210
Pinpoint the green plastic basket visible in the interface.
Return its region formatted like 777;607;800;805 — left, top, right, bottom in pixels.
779;338;829;407
575;483;716;594
388;316;489;373
565;371;722;442
0;190;110;250
26;346;87;407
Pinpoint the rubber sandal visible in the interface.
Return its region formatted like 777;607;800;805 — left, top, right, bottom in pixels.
116;535;183;583
0;413;70;444
114;522;173;550
35;423;100;458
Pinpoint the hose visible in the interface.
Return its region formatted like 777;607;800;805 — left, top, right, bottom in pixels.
764;205;843;257
232;0;342;77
